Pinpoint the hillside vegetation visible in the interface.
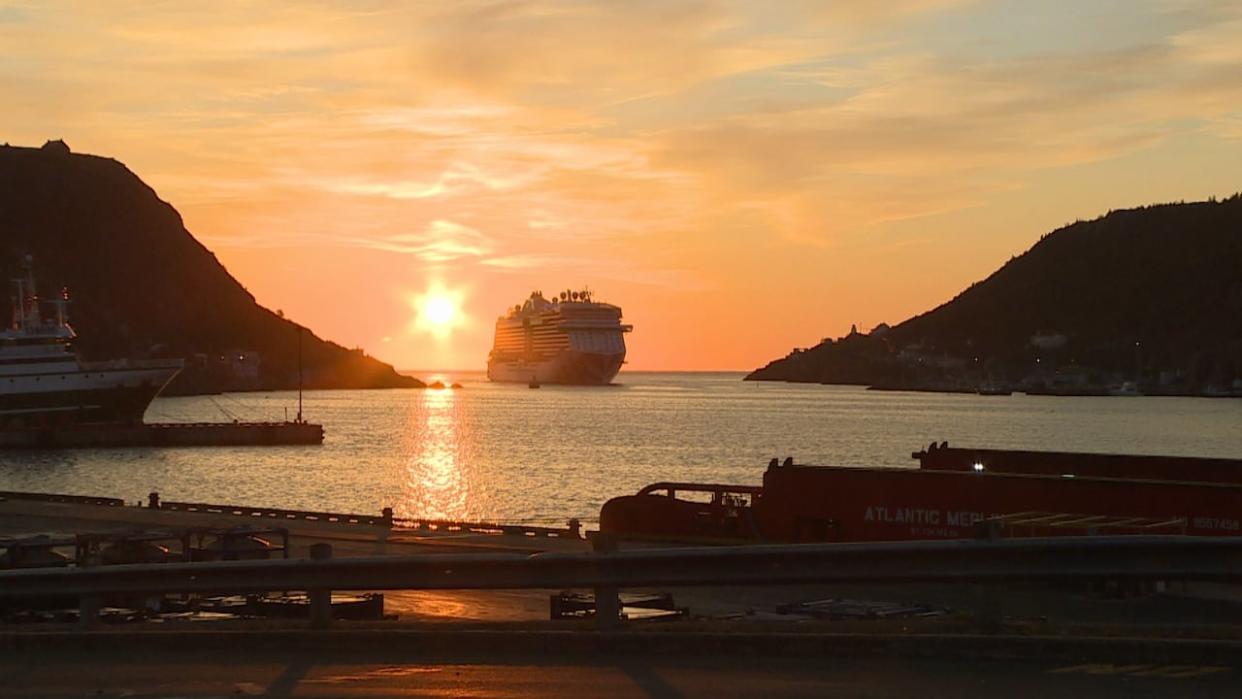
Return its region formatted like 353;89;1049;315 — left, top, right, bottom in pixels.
748;195;1242;395
0;141;420;394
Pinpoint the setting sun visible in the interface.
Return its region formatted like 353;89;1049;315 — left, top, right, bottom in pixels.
423;296;456;326
411;283;466;340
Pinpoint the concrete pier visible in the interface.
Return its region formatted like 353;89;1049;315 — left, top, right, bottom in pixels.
0;421;323;448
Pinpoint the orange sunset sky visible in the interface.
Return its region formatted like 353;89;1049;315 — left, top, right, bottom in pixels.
3;1;1241;371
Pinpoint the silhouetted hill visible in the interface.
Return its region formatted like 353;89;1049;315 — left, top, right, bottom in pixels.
748;196;1242;395
0;141;421;394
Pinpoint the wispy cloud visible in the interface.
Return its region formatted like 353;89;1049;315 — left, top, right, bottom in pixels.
4;0;1240;368
377;220;493;262
205;219;494;263
481;253;703;290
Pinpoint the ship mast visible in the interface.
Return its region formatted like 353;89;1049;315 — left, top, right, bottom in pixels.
50;287;69;329
10;278;23;331
297;325;304;424
22;256;40;327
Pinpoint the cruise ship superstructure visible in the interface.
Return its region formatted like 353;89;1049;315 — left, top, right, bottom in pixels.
0;260;182;426
487;290;631;385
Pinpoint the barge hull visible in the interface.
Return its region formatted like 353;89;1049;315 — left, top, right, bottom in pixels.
915;444;1242;484
760;465;1241;542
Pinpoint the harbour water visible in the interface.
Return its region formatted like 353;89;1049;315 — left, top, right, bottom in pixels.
1;372;1239;526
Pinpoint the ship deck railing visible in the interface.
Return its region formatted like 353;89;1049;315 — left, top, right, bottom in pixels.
78;358;184;370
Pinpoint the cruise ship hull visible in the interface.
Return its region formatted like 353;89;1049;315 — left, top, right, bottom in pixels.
0;364;182;426
488;350;624;385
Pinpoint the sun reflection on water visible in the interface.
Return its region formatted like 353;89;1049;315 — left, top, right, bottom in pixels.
400;386;474;521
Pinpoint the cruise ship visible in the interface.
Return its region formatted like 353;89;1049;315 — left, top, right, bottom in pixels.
0;260;182;427
487;289;631;385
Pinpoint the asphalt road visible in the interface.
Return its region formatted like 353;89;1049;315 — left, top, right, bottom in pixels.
1;649;1237;698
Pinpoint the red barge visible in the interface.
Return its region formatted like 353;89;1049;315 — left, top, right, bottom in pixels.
600;445;1242;544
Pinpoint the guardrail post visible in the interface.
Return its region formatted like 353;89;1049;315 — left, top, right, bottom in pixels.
308;543;333;629
972;525;1003;632
376;508;393;554
591;533;621;630
78;553;101;630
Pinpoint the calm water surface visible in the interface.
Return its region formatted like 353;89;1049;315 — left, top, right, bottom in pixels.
1;372;1239;525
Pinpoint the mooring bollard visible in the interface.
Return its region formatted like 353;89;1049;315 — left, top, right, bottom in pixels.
591;533;621;630
308;543;333;629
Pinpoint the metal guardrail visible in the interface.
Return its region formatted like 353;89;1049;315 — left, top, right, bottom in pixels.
4;535;1240;597
392;517;578;539
636;482;764;497
158;501;393;526
156;501;578;538
144;422;305;429
2;535;1240;629
0;491;125;507
1;488;577;538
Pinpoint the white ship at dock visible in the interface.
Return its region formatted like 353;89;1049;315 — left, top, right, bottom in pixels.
0;260;182;427
487;289;631;385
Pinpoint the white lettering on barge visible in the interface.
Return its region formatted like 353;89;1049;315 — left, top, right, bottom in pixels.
1193;517;1239;531
863;506;942;525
